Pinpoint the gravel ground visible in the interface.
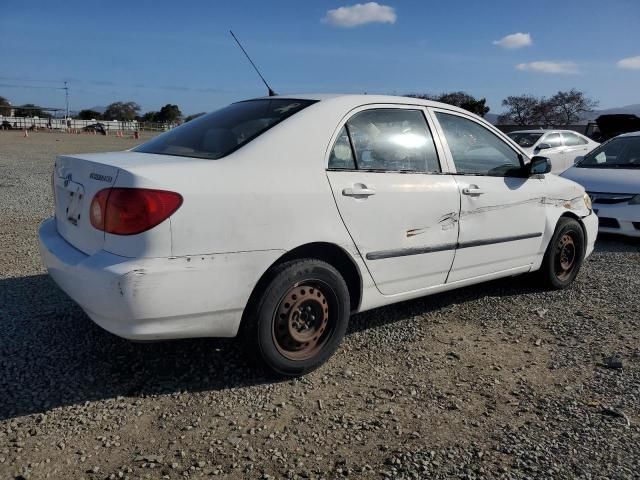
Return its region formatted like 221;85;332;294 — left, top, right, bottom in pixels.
1;130;639;479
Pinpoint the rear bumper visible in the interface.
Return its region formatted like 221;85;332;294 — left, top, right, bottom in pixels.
593;203;640;238
38;217;283;340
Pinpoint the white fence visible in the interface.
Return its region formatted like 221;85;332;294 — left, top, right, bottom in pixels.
0;116;143;132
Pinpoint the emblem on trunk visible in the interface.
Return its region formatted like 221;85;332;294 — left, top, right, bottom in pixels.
90;173;113;183
63;174;72;187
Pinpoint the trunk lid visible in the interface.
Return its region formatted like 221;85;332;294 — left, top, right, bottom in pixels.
54;155;119;255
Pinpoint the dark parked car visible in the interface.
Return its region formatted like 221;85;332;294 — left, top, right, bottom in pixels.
83;123;107;135
1;120;13;130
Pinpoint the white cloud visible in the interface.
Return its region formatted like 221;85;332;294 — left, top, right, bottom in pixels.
617;56;640;70
322;2;396;28
516;61;579;74
493;32;532;49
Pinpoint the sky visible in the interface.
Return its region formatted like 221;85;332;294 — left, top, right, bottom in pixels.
1;0;640;116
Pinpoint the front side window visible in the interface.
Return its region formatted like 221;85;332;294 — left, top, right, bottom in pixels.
577;136;640;168
341;109;441;173
134;99;316;159
435;112;522;176
561;132;587;146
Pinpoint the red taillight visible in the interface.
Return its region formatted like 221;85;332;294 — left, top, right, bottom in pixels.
90;188;183;235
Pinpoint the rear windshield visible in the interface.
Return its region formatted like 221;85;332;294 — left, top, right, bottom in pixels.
134;99;316;159
507;132;543;148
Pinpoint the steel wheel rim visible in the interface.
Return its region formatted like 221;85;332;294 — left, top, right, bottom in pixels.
272;280;335;361
555;232;577;280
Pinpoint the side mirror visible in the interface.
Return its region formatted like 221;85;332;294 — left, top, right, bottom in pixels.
574;155;584;165
536;143;551;151
529;156;552;175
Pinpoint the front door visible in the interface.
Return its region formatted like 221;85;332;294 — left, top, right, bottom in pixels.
431;110;547;282
326;106;460;295
536;132;565;173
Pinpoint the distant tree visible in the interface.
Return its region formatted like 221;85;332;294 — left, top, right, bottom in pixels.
407;91;490;117
103;101;141;121
0;96;11;116
548;89;599;125
184;112;206;122
78;109;102;120
156;104;182;123
140;111;159;122
498;89;599;126
498;95;539;125
15;104;50;118
531;98;563;127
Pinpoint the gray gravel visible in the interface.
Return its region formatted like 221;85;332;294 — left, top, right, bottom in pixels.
1;130;639;479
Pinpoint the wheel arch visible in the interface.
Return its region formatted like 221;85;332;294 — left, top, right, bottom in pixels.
559;211;588;246
241;242;363;330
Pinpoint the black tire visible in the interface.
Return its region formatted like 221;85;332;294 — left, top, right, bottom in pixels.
242;259;350;376
539;217;585;289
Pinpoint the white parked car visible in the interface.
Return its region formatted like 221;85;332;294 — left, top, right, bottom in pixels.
507;129;599;173
561;131;640;237
39;94;598;375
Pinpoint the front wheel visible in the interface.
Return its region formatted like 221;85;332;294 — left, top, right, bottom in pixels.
243;259;350;376
539;217;585;289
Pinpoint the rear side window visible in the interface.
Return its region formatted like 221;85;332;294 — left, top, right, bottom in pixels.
328;127;356;169
134;99;316;159
544;133;562;148
333;109;440;173
561;132;588;146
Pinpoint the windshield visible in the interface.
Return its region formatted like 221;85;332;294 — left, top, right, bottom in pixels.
134;99;316;159
507;132;543;148
576;136;640;168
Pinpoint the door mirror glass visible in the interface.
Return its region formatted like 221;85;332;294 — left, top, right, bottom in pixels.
573;155;584;165
529;156;552;175
536;143;551;150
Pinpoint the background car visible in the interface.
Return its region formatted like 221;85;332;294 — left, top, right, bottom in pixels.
1;120;14;130
561;131;640;237
39;94;597;376
83;122;106;135
508;129;599;173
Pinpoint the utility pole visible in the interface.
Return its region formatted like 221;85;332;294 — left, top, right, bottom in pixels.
64;81;69;118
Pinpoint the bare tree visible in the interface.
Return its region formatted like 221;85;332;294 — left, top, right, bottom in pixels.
548;89;599;125
407;91;490;117
498;95;539;125
498;89;599;126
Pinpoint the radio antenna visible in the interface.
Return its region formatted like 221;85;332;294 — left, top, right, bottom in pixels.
229;30;276;97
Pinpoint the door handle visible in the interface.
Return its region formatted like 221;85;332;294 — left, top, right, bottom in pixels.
342;184;376;197
462;186;484;196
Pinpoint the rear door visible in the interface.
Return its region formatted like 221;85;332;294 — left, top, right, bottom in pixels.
430;109;546;282
536;132;565;172
560;132;590;170
326;105;460;295
54;155;119;255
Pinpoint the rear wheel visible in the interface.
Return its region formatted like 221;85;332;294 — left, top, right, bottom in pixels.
243;259;350;376
539;217;585;289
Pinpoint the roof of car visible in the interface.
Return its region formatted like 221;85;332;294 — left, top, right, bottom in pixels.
508;129;579;134
250;93;476;117
617;131;640;137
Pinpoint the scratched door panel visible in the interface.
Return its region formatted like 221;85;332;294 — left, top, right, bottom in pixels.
447;175;546;282
327;170;460;295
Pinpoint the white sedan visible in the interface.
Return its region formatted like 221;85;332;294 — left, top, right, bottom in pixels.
39;94;597;375
507;129;599;173
561;131;640;237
